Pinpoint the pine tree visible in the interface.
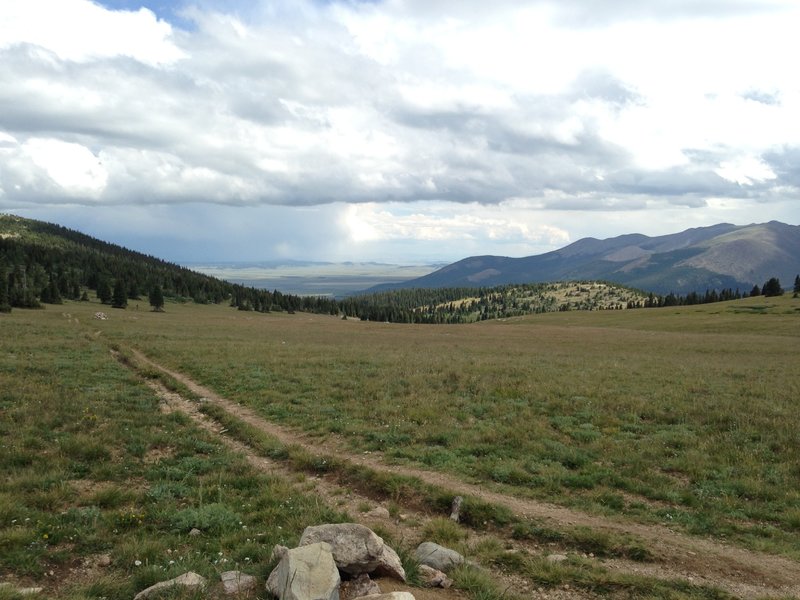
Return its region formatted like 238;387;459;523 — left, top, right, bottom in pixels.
794;274;800;297
149;284;164;312
96;278;112;304
749;284;761;297
112;279;128;308
762;277;783;297
0;263;10;313
41;277;62;304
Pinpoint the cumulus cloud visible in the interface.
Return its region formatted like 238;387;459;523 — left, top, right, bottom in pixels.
0;0;798;262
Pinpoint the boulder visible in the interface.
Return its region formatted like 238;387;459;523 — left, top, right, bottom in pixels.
414;542;464;573
267;542;340;600
133;572;206;600
299;523;405;581
221;570;257;595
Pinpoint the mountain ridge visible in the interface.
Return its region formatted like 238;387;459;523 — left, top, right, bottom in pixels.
367;221;799;294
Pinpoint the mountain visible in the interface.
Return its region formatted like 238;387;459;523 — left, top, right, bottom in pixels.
369;221;800;294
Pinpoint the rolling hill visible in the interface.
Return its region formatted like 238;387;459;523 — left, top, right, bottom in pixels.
0;213;338;315
369;221;800;294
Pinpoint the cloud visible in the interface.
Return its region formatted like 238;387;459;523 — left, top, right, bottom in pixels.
1;0;799;263
341;201;571;248
0;0;183;64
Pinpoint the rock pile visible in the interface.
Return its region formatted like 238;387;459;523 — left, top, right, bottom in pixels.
267;523;407;600
133;522;467;600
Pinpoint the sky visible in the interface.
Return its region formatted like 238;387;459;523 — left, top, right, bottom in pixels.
1;0;798;264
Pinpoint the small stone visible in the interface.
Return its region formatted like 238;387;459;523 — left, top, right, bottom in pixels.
18;588;44;596
546;554;568;563
133;572;206;600
365;506;391;519
188;528;201;536
352;594;415;600
449;496;463;522
345;573;381;598
418;564;452;588
220;570;257;595
96;554;112;567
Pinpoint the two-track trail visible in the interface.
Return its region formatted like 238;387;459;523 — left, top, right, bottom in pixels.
125;347;800;600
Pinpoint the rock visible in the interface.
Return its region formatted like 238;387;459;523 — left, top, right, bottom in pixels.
414;542;464;573
96;554;111;567
417;564;452;588
271;544;289;562
0;584;43;596
343;573;381;598
133;572;206;600
546;554;568;563
221;570;257;595
351;593;415;600
449;496;463;522
266;542;340;600
365;506;391;519
299;523;405;581
188;527;202;536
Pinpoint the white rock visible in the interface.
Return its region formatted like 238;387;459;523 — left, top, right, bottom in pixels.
133;572;206;600
546;554;568;563
299;523;405;581
266;542;340;600
365;506;391;519
221;570;257;595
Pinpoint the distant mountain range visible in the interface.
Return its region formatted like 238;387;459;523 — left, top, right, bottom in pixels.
368;221;800;294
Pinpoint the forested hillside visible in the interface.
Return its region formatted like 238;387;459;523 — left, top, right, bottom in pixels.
0;214;338;315
339;281;649;323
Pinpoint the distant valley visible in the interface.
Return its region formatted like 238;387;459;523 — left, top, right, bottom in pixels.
187;261;441;297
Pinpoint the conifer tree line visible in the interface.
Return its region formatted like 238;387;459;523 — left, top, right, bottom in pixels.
338;279;795;324
0;215;335;315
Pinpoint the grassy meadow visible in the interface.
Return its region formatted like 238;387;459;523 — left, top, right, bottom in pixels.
0;308;346;599
1;293;798;599
80;293;800;558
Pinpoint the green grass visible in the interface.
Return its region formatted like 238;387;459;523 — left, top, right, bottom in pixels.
84;293;800;558
0;308;347;599
2;296;789;599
